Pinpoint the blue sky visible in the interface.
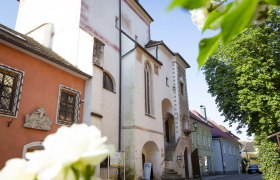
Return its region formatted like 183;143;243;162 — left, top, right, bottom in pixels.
0;0;249;140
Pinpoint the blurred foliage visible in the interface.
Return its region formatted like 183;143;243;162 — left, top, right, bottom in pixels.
168;0;280;67
257;137;280;179
203;9;280;136
241;157;249;173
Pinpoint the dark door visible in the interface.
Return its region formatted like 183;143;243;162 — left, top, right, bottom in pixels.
191;149;201;178
184;148;189;179
165;120;170;142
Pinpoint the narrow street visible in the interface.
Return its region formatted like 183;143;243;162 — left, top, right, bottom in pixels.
201;174;263;180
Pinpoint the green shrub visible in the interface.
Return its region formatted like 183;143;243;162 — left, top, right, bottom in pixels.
258;138;280;180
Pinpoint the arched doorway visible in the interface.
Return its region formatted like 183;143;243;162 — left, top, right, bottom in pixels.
162;99;175;143
142;141;160;179
162;99;175;170
191;148;201;178
184;147;189;178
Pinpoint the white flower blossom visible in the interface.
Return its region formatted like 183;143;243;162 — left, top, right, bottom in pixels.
26;124;115;179
190;0;225;30
0;159;35;180
190;8;209;30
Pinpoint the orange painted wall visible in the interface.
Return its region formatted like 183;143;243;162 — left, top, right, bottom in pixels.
0;43;87;168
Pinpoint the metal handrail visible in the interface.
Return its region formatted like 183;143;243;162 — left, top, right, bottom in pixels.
161;159;165;166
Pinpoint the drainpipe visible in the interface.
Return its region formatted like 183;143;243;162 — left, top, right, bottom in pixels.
218;139;225;174
118;0;122;179
118;0;122;153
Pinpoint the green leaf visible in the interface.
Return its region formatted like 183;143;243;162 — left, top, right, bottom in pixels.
197;34;221;68
202;2;233;32
264;0;280;5
221;0;259;44
168;0;210;10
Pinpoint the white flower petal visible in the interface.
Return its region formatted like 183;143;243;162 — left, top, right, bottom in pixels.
0;159;35;180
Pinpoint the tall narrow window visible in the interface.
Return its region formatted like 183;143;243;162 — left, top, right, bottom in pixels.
180;82;184;96
203;135;206;146
197;133;200;146
0;64;23;117
103;72;114;92
57;86;80;125
144;63;153;115
223;144;226;154
93;38;105;67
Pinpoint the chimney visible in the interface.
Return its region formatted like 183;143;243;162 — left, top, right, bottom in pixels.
200;105;207;121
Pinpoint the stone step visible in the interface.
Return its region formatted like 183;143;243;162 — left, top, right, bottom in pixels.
161;173;185;180
165;151;173;160
165;161;174;170
165;169;177;174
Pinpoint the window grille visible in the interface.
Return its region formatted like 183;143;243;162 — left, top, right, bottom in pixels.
57;86;80;125
103;72;114;92
0;64;24;117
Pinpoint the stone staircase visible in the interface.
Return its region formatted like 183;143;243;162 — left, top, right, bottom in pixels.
161;169;185;180
162;142;184;179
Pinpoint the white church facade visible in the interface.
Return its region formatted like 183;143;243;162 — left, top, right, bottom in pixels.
15;0;193;179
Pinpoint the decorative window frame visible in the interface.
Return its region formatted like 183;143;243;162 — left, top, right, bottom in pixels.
22;141;43;159
56;85;81;126
0;64;24;118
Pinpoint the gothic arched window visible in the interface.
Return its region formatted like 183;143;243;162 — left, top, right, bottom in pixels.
144;62;153;115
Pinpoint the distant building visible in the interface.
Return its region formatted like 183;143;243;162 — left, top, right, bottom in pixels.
189;110;214;177
209;121;242;175
240;141;259;165
0;24;90;168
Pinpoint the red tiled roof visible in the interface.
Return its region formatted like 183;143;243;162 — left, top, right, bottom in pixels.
189;110;212;128
208;120;239;143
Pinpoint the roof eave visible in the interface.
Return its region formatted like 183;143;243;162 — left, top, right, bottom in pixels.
0;36;92;80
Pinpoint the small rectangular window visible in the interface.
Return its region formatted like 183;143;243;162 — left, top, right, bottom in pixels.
166;77;169;87
180;82;184;96
0;64;24;117
57;86;80;125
